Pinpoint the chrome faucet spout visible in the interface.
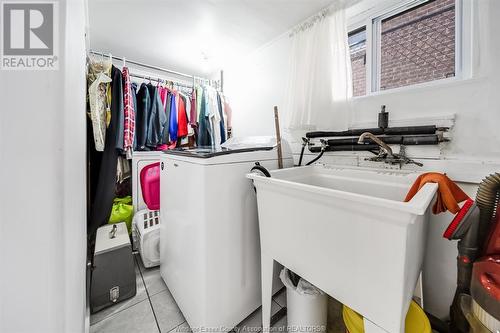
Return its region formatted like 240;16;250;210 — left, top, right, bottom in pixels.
357;132;394;157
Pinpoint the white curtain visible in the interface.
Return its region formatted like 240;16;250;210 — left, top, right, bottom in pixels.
284;3;352;131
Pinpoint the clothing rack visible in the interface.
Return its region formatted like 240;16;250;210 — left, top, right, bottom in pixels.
129;73;194;90
88;50;223;91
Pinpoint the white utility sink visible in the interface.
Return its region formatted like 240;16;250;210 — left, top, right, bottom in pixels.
247;165;438;333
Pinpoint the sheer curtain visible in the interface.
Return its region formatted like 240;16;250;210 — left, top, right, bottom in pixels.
284;3;352;131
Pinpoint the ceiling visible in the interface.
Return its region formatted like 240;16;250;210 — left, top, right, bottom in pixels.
87;0;334;78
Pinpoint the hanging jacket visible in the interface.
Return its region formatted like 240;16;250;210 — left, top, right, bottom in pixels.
146;84;167;148
196;86;203;122
87;58;112;151
177;94;188;138
169;92;178;142
122;67;135;158
112;67;124;152
190;92;197;127
135;83;150;150
88;72;112;151
162;91;172;144
197;87;212;147
217;92;226;144
88;65;123;236
206;87;220;147
131;83;138;149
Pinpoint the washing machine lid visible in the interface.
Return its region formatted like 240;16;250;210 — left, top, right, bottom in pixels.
161;137;292;165
163;146;274;159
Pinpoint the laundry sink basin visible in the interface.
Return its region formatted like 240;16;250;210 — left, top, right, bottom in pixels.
248;165;438;333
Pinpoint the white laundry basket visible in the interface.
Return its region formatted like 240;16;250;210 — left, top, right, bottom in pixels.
281;268;327;333
132;209;160;268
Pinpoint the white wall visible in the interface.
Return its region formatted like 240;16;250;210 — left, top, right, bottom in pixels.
0;1;87;332
223;0;500;319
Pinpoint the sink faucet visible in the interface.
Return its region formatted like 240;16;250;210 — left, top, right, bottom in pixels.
357;132;393;157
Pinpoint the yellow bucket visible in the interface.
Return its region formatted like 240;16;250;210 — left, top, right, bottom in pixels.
342;301;431;333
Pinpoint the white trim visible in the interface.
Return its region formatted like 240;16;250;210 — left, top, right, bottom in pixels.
365;22;373;94
353;75;459;99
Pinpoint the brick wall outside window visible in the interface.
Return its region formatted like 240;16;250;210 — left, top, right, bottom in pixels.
351;42;366;97
349;0;456;96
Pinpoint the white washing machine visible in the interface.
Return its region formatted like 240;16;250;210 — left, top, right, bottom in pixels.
160;138;292;332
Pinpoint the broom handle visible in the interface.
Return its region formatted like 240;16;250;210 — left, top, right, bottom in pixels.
274;106;283;169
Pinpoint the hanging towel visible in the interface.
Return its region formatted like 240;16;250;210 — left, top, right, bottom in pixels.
404;172;470;214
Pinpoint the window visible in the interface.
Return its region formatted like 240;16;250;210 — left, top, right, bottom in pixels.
349;27;367;97
348;0;462;96
378;0;456;90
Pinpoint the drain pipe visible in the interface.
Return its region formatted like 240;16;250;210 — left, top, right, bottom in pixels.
298;137;309;167
306;140;328;166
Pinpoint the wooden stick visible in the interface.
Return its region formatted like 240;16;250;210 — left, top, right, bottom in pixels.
274;106;284;169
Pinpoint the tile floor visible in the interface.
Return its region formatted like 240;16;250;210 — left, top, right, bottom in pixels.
90;254;346;333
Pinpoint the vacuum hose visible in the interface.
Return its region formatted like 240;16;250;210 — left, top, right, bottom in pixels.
449;173;500;333
476;173;500;253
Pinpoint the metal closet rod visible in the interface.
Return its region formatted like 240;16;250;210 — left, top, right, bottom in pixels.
88;50;217;84
129;73;193;89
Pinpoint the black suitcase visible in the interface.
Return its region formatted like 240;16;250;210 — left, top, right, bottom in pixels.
90;223;136;313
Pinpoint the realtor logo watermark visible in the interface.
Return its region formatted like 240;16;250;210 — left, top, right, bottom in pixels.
1;1;59;70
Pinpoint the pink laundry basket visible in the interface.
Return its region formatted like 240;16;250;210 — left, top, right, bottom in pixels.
140;162;160;210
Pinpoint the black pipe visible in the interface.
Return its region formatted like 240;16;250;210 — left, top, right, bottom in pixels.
307;128;383;138
309;144;380;153
325;134;441;147
306;125;441;138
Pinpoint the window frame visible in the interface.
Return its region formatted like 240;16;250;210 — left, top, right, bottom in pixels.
347;0;472;98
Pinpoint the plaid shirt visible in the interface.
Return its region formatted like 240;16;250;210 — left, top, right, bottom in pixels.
122;67;135;158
